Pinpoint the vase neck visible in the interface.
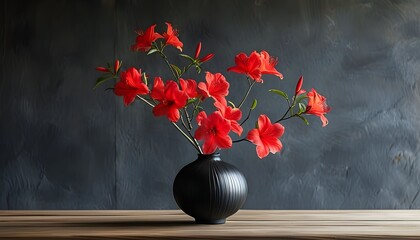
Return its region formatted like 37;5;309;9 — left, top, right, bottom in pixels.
197;153;221;161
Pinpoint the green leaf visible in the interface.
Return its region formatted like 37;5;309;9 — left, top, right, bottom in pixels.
269;89;289;100
195;65;202;74
251;99;258;110
94;75;113;89
297;115;310;126
187;98;196;105
147;49;159;55
298;103;306;114
296;94;308;103
142;72;148;85
228;101;236;108
179;54;195;62
255;120;259;129
170;64;182;77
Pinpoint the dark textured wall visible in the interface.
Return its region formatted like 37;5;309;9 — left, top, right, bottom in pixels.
1;0;420;210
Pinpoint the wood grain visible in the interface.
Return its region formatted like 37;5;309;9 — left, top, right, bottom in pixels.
1;210;420;239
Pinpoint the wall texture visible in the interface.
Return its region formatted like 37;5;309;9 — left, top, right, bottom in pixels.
1;0;420;209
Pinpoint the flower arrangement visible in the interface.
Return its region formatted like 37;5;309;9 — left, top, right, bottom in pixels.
95;22;330;159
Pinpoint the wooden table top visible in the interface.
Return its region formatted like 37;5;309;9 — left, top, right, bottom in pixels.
1;210;420;239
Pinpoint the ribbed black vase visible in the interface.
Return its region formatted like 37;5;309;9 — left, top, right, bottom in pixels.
173;153;248;224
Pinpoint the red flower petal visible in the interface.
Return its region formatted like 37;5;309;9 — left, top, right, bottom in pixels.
214;101;243;136
151;79;187;122
259;51;283;80
202;135;217;154
179;78;198;98
151;77;165;101
163;22;183;51
198;72;229;105
246;115;284;159
230;121;243;136
194;111;232;154
305;88;330;127
228;52;262;81
196;111;207;126
131;24;163;52
256;144;270;159
152;103;170;117
114;68;149;106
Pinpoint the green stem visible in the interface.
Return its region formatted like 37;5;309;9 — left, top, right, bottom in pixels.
238;80;256;109
275;93;299;123
171;121;201;152
159;51;179;81
278;114;299;122
183;107;203;154
179;62;195;78
136;95;155;108
240;108;252;126
136;95;200;152
192;100;201;119
232;138;251;143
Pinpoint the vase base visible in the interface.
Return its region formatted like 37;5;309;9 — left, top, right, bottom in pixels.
195;218;226;224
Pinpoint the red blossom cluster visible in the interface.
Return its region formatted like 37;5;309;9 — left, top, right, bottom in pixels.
95;23;330;159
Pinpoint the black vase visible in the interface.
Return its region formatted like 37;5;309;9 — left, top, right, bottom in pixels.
173;153;248;224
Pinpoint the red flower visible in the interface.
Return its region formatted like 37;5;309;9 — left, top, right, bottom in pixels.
132;24;163;52
246;115;285;159
114;67;149;106
258;51;283;80
214;101;243;136
151;77;187;122
227;51;262;82
194;111;232;154
198;72;229;105
305;89;330;127
179;78;198;98
163;22;183;51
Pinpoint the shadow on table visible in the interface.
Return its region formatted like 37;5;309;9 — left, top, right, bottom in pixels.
68;220;196;227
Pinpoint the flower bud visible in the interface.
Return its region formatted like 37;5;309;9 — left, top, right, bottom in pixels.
114;60;120;73
194;42;202;59
200;53;215;63
96;67;108;73
295;76;304;95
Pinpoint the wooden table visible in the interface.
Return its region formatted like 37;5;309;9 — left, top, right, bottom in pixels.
1;210;420;239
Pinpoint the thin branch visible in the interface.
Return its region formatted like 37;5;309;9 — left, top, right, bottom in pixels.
171;122;201;152
136;95;201;152
179;62;195;78
159;51;179;81
183;107;203;154
240;108;252;126
232;138;250;143
275;92;301;123
136;95;155;107
238;80;256;109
